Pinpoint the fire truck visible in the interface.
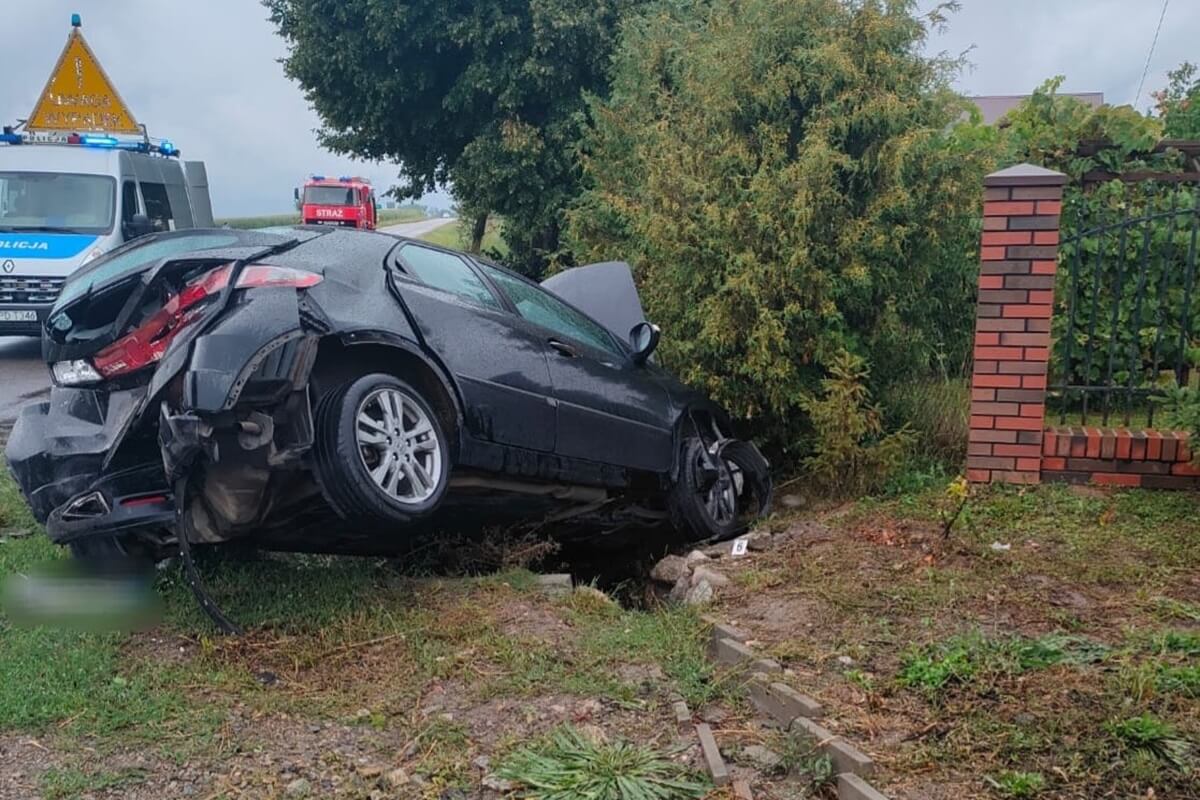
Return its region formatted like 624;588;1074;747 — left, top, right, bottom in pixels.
295;175;377;229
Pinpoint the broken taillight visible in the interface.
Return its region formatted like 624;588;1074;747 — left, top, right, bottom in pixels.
90;263;322;380
92;264;234;380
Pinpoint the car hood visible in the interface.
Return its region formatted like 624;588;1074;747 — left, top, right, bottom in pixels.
540;261;647;340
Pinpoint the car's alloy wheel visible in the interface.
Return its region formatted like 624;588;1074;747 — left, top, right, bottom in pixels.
313;373;451;524
354;386;443;505
671;437;749;542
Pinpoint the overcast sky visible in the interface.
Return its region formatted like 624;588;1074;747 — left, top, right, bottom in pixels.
0;1;1193;217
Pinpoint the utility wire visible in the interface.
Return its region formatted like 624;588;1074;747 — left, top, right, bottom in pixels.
1133;0;1169;108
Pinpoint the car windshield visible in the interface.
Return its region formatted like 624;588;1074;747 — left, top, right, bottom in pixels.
0;171;116;234
304;185;356;206
51;232;244;311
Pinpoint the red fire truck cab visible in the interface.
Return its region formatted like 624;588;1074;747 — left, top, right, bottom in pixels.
295;175;377;229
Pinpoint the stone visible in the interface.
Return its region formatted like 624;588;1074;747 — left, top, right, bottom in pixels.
651;555;690;584
285;778;311;797
357;765;383;779
745;531;773;552
694;723;729;786
836;655;855;667
747;677;823;723
780;493;805;509
837;773;889;800
741;744;782;771
685;549;711;564
684;579;714;606
691;565;730;588
668;574;691;604
732;779;754;799
472;756;490;771
672;700;691;731
385;768;410;787
535;573;573;597
482;775;514;792
713;637;755;667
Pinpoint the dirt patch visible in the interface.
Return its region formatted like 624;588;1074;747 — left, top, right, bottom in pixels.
710;486;1200;799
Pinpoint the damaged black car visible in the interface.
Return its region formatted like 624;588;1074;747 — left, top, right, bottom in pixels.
6;227;770;580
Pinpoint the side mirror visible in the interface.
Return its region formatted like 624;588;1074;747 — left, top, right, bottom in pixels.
629;321;660;365
293;187;300;201
126;213;153;239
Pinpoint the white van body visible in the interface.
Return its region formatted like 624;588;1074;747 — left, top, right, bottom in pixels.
0;143;213;336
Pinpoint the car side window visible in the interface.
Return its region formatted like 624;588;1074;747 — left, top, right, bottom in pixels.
397;244;501;309
140;182;174;232
481;265;622;357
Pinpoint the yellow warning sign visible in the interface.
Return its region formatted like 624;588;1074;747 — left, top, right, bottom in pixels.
27;27;140;134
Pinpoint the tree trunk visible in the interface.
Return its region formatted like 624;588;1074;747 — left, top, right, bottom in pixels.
470;213;488;253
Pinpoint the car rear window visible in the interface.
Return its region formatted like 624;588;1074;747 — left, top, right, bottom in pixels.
53;232;241;310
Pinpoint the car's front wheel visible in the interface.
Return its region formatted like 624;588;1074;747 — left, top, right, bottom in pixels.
313;373;450;523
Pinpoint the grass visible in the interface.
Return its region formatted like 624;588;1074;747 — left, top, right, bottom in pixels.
495;725;710;800
418;216;508;257
714;481;1200;799
214;206;426;229
0;459;736;797
39;766;147;799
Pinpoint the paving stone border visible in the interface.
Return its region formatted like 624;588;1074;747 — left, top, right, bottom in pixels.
700;615;895;800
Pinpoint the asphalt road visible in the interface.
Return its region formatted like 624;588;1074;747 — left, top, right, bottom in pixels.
0;217;460;437
381;216;457;238
0;336;48;437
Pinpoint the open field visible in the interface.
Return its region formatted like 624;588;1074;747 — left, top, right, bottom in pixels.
417;217;508;257
214;207;427;230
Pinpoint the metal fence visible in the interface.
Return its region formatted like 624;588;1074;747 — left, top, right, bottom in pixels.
1050;181;1200;426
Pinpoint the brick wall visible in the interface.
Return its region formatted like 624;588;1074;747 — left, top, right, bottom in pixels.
1043;427;1200;488
967;165;1067;484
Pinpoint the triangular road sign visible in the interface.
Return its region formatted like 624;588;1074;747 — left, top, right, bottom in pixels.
27;23;140;134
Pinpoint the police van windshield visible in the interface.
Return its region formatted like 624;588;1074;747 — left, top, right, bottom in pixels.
0;171;116;234
304;185;356;206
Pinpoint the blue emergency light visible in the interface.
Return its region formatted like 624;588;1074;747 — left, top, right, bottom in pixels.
80;135;119;147
71;13;82;28
339;176;351;182
311;175;325;181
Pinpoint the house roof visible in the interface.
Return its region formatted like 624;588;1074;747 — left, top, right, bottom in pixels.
969;93;1105;124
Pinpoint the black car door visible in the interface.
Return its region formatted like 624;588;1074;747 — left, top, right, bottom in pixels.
388;244;556;452
479;265;675;472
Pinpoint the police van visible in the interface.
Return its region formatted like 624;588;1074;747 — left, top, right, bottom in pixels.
0;134;214;336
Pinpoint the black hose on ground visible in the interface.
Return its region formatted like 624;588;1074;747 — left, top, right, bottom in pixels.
173;476;243;636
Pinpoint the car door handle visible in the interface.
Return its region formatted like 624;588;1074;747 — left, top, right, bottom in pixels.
547;339;579;358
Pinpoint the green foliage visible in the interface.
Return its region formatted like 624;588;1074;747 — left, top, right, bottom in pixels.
985;770;1045;799
881;378;969;468
802;352;914;494
1154;62;1200;140
898;632;1109;698
496;726;709;799
265;0;645;276
568;0;991;452
1108;714;1194;770
996;77;1166;179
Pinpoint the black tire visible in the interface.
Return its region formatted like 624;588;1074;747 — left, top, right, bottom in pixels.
313;372;451;524
670;437;748;542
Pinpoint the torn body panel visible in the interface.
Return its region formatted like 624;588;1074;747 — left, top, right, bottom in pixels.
6;227;772;569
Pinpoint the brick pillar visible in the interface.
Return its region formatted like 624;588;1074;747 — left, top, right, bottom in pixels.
967;164;1067;484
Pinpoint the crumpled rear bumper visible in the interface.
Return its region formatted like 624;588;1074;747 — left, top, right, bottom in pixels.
4;385;172;544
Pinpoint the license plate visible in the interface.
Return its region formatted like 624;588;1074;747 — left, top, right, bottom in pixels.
0;310;37;322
